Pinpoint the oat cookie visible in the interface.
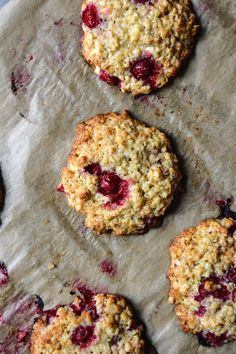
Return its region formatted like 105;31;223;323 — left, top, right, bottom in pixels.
30;293;145;353
81;0;198;95
168;217;236;347
59;111;181;236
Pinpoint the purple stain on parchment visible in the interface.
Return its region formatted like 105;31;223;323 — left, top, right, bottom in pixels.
136;93;167;110
0;294;44;353
55;49;65;63
25;53;34;63
11;68;32;95
0;261;9;286
203;180;232;208
72;279;107;298
99;259;117;277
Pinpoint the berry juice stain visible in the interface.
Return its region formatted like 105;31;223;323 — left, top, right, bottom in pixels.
0;262;9;286
0;294;44;353
11;67;32;95
25;53;34;63
99;259;117;277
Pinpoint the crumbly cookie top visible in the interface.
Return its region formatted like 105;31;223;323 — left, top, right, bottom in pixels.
168;217;236;347
60;111;181;235
30;293;145;354
81;0;198;95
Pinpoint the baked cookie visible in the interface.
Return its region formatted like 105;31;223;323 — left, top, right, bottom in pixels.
168;217;236;347
81;0;198;95
59;111;181;235
30;293;145;353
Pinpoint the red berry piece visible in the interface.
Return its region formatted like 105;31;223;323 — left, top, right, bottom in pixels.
56;184;65;193
82;4;100;29
109;179;129;205
43;308;58;325
71;325;96;348
0;262;9;287
226;267;236;283
99;70;120;86
193;305;207;317
130;57;154;81
130;56;161;87
211;284;230;301
84;163;102;176
70;302;85;316
194;276;230;302
98;172;129;208
198;331;229;347
98;172;121;196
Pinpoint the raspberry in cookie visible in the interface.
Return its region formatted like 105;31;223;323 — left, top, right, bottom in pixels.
30;293;146;353
81;0;198;95
59;111;181;235
168;217;236;347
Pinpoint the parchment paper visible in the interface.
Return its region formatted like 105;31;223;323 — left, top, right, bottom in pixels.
0;0;236;353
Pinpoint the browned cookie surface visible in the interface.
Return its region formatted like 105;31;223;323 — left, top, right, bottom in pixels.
81;0;198;95
31;293;145;353
168;217;236;347
60;111;181;235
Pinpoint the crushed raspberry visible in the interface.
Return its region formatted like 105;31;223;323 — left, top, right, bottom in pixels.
84;163;102;176
100;259;117;276
43;309;58;324
56;183;65;193
193;305;206;317
194;276;230;302
198;331;229;347
70;300;99;321
130;56;161;87
98;172;129;207
226;267;236;283
71;325;96;348
86;301;99;321
0;262;9;287
84;164;129;208
98;172;121;196
211;283;230;301
99;70;120;86
82;4;100;29
70;302;84;316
